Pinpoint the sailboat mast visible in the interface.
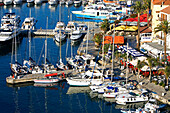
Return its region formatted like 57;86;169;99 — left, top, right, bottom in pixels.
45;17;48;67
86;22;89;55
126;42;129;85
102;35;104;75
71;30;73;58
111;27;115;83
59;29;61;62
15;24;17;62
29;30;31;58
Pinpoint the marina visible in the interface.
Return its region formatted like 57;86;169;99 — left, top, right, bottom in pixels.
0;0;170;113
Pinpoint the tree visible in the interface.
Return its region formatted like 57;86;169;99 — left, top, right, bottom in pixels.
93;32;103;46
143;0;151;27
100;19;110;33
158;65;170;86
133;1;144;49
155;20;170;61
136;60;147;81
147;57;154;82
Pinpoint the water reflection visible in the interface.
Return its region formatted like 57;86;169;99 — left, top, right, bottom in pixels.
0;36;23;56
66;86;90;94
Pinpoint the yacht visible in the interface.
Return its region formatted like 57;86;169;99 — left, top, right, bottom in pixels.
70;30;82;41
34;0;42;5
66;73;103;86
0;25;21;42
116;92;149;105
54;22;65;31
34;73;61;83
0;12;21;42
65;0;73;6
74;0;81;7
72;5;118;20
13;0;22;5
21;17;37;30
1;12;21;28
76;23;87;31
27;0;34;4
65;21;77;31
59;0;65;5
3;0;13;5
48;0;58;5
54;30;66;42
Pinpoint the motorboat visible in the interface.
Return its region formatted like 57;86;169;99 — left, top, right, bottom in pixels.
3;0;13;5
70;30;82;41
103;87;130;98
13;0;22;5
1;12;21;28
72;5;118;20
21;17;37;30
54;22;65;31
65;21;77;31
65;0;73;6
59;0;65;5
116;92;149;105
0;25;21;42
34;0;42;5
27;0;34;4
48;0;58;5
74;0;81;7
54;30;66;42
34;73;61;83
76;23;87;31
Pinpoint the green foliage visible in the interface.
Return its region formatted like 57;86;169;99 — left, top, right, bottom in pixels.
143;0;151;10
132;1;144;14
155;81;158;85
159;81;163;86
93;32;103;45
100;19;110;33
114;20;121;25
154;20;170;35
130;14;137;18
162;83;165;87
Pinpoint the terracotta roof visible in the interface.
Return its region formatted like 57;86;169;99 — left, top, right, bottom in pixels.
141;28;152;33
102;36;124;44
152;0;170;5
160;6;170;14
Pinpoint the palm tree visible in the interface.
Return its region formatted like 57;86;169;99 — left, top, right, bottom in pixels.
143;0;151;27
155;20;170;61
100;19;110;34
158;65;170;86
133;1;144;49
147;57;154;82
136;60;147;82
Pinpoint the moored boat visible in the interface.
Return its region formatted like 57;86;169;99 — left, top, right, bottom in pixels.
70;30;82;41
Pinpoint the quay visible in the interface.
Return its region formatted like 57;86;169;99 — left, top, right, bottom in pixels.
21;21;98;36
6;70;74;84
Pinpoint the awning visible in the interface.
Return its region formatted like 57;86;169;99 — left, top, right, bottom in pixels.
124;26;138;31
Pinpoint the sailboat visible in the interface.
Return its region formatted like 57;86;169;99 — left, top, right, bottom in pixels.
56;5;68;71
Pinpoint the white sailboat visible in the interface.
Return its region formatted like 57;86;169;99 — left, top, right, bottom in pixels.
48;0;58;5
56;6;67;70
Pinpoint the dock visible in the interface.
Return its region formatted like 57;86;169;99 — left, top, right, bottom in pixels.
6;70;75;84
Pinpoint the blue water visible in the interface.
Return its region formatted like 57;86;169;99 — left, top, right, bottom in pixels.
0;3;121;113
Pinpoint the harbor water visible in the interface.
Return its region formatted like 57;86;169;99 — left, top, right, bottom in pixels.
0;3;124;113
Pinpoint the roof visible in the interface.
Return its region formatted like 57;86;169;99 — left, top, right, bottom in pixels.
146;42;170;51
160;6;170;14
152;0;170;5
140;26;152;33
102;36;124;44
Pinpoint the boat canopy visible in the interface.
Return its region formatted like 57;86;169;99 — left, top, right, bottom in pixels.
45;73;58;77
